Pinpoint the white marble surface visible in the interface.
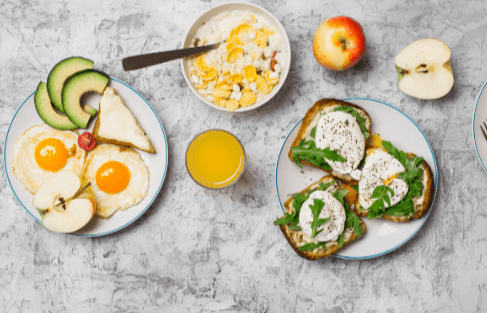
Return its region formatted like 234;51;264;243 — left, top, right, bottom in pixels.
1;0;487;312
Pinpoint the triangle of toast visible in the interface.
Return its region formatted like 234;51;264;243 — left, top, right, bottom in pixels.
92;87;156;154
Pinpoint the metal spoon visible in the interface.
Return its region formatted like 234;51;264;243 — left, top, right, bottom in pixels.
122;42;222;71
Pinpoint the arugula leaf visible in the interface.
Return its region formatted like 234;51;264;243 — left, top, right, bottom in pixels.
382;140;400;160
398;155;424;184
367;185;394;220
344;209;363;237
309;199;326;238
298;241;327;252
333;105;369;140
384;199;415;217
288;225;302;231
317;180;336;191
292;139;347;170
310;126;317;138
358;153;367;168
384;180;424;218
333;189;349;205
351;185;359;193
273;213;296;226
337;234;344;247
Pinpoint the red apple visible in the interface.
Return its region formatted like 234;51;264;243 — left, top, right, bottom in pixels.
313;16;366;71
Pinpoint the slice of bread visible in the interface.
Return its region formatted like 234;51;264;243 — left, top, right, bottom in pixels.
288;99;372;183
353;146;435;222
92;87;156;154
279;175;366;261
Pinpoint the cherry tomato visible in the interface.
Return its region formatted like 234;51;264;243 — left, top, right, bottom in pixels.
78;132;96;151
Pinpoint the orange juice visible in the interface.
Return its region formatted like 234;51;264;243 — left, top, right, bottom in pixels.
186;130;245;189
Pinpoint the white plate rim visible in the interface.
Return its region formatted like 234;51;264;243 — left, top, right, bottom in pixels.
275;97;438;260
179;1;292;113
3;78;168;237
472;81;487;172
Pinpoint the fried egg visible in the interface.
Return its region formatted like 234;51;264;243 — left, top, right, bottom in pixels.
359;149;409;210
12;124;85;194
81;144;149;218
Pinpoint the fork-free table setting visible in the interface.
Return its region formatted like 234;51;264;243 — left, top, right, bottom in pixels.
2;0;487;312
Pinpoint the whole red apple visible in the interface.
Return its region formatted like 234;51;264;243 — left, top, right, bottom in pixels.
313;16;366;71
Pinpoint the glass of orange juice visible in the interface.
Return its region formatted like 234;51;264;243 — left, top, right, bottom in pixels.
186;129;245;189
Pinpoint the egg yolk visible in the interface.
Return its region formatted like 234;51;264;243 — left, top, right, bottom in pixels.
96;161;130;194
34;138;68;172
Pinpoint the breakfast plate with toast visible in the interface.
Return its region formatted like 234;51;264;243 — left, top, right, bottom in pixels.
4;77;168;237
275;98;437;259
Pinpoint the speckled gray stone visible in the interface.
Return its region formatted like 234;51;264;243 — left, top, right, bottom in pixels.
2;0;487;312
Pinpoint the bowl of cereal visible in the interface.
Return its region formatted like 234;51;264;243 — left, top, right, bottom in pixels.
181;2;291;112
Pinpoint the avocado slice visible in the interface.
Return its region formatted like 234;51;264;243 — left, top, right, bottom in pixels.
47;57;94;113
35;82;78;130
62;70;109;128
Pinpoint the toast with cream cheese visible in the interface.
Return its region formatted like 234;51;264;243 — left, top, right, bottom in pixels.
353;144;435;222
288;99;371;183
92;87;156;154
276;175;366;261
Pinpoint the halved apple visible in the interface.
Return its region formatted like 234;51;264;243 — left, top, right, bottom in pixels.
395;38;454;100
33;171;96;233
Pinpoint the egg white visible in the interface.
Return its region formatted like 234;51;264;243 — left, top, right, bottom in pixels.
81;144;150;218
12;124;85;194
315;111;365;178
299;190;346;242
359;149;409;210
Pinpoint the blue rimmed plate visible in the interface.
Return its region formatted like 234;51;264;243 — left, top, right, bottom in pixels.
4;78;168;237
473;82;487;172
275;98;437;259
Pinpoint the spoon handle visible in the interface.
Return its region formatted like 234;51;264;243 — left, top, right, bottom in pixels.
122;42;221;71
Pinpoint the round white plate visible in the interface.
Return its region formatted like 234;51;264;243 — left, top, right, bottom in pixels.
275;98;437;259
473;82;487;172
4;78;168;237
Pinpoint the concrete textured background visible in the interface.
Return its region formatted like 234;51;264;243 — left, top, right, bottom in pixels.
1;0;487;312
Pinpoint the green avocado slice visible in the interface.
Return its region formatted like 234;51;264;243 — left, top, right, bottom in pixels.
62;70;109;128
35;82;78;130
47;57;94;113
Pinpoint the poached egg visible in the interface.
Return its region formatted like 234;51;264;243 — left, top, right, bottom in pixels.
315;111;365;180
299;189;346;242
359;149;409;210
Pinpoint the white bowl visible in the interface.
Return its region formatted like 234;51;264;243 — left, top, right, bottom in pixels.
180;1;291;112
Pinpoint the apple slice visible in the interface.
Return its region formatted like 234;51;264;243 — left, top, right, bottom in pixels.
395;38;454;99
33;171;96;233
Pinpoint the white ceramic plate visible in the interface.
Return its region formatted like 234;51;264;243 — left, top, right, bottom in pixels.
473;82;487;172
275;98;437;259
180;1;291;112
4;78;168;237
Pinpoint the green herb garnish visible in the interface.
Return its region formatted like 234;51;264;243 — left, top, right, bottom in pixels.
310;126;317;138
333;105;369;140
309;199;330;238
299;242;327;252
292;139;347;170
367;185;394;219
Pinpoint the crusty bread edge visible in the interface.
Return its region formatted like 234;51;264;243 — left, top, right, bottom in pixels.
353;149;435;222
279;175;366;261
92;91;157;154
288;99;371;183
